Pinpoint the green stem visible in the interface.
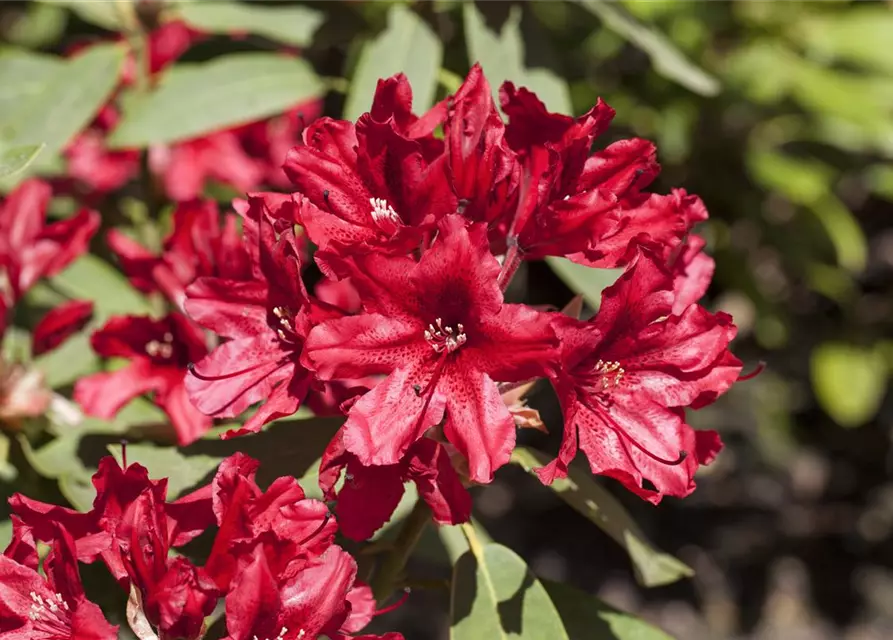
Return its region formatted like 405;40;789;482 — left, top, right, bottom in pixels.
370;499;432;603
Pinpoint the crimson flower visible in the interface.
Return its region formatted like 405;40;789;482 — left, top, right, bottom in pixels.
74;313;211;444
204;454;336;592
0;179;99;322
65;106;140;193
10;456;214;585
539;251;742;501
305;215;558;483
184;197;316;435
31;300;94;356
670;233;715;316
284;74;455;254
0;522;118;639
320;431;471;540
107;199;252;309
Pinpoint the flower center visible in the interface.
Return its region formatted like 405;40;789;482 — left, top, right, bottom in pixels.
369;197;402;234
593;359;624;390
272;306;297;344
28;591;71;635
253;629;299;640
145;332;175;359
424;318;467;354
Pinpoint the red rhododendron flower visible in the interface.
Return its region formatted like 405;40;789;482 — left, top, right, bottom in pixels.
284;74;455;254
107;199;252;309
74;313;211;444
31;300;94;356
204;453;336;591
306;215;558;483
0;522;118;639
539;251;742;501
671;233;715;315
320;431;471;540
10;456;214;585
185;198;317;435
0;179;99;314
65;106;141;194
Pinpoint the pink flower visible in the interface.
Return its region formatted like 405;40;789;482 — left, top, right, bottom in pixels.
305;215;558;483
539;251;741;501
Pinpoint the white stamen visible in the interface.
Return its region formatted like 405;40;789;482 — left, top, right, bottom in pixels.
593;359;624;389
424;318;467;354
369;197;401;232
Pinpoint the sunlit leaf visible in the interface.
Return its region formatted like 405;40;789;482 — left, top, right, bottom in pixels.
542;580;674;640
108;443;220;499
512;447;693;587
344;4;442;121
37;0;121;31
0;44;124;170
451;536;569;640
49;254;153;320
578;0;719;96
811;342;888;428
0;143;44;179
174;0;323;48
463;2;572;114
791;7;893;75
109;53;324;147
545;258;621;311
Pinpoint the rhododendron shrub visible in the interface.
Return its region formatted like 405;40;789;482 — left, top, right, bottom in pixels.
0;4;755;637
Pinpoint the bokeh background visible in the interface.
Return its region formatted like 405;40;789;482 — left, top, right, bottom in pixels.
1;1;892;639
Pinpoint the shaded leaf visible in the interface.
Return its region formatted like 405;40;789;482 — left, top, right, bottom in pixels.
512;447;693;588
463;3;571;114
109;53;324;147
578;0;719;96
811;342;888;428
542;580;674;640
108;443;220;499
451;538;569;640
545;258;621;311
344;4;442;121
0;143;44;179
175;0;323;48
37;0;121;31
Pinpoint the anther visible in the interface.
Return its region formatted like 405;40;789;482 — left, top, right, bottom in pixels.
323;189;330;202
369;197;401;232
424;318;467;354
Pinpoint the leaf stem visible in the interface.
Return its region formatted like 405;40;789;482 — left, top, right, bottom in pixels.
371;498;432;603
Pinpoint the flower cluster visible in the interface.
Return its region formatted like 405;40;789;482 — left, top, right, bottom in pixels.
178;64;742;536
3;452;400;640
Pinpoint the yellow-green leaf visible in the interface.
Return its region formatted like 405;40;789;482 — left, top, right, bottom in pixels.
811;342;888;428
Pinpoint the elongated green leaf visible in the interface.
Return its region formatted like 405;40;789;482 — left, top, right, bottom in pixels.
0;50;63;120
512;447;693;587
1;44;125;166
0;143;44;179
109;53;324;147
791;7;893;76
49;254;153;320
463;3;571;114
175;1;323;48
545;258;621;310
578;0;719;97
109;443;220;499
32;333;99;389
811;342;888;428
451;540;570;640
38;0;121;31
542;580;674;640
343;4;442;121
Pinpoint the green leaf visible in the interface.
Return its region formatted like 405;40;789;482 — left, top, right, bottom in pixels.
0;143;44;179
108;53;324;147
463;3;572;114
542;580;674;640
32;334;98;389
343;4;442;121
37;0;121;31
545;258;621;311
811;342;888;428
49;254;153;320
451;540;570;640
512;447;693;588
108;443;220;499
0;44;125;169
791;7;893;75
175;0;323;48
578;0;719;97
0;49;64;119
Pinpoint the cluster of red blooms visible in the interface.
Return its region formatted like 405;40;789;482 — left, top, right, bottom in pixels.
0;56;746;637
2;453;400;639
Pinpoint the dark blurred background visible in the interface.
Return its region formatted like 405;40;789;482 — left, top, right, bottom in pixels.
2;1;892;639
